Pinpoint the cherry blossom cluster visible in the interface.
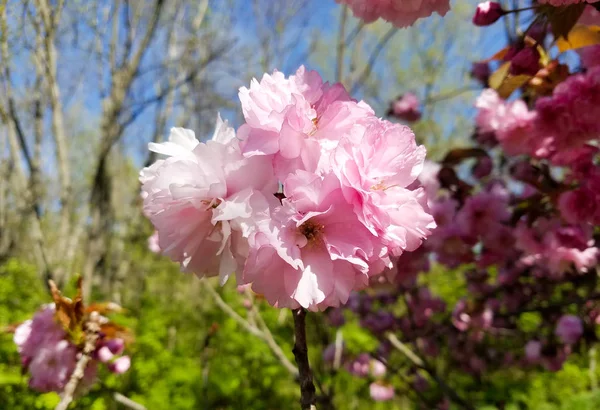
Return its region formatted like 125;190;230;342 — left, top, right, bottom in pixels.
334;0;450;28
318;1;600;405
13;305;130;394
141;66;435;311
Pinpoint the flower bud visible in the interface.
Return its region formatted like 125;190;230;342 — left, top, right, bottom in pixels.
473;2;504;27
109;356;131;374
388;92;421;122
509;47;540;76
105;338;125;355
97;346;114;363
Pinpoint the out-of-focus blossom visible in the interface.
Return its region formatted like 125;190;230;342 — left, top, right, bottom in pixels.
13;305;129;394
555;315;584;344
108;356;131;374
579;4;600;25
538;0;599;5
369;382;395;401
535;67;600;156
388;92;421;122
336;0;450;28
148;231;161;253
525;340;542;363
475;89;545;156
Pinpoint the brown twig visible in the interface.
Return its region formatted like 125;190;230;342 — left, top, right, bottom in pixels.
55;312;101;410
292;309;317;410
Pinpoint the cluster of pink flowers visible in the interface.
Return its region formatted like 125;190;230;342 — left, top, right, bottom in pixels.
141;66;435;311
335;0;450;28
13;306;130;393
475;66;600;161
537;0;599;5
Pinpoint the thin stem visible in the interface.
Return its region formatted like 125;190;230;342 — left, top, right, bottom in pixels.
335;5;348;83
113;393;147;410
386;333;474;410
344;22;365;47
202;279;298;375
350;26;398;94
292;309;317;410
55;313;101;410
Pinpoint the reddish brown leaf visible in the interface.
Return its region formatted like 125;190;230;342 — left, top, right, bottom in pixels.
100;322;134;344
547;4;587;40
482;46;512;62
48;277;86;333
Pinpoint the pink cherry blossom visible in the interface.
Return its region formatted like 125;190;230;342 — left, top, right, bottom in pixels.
27;340;78;393
475;89;544;156
348;353;371;377
369;382;395;401
370;359;386;378
456;187;510;237
389;92;421;122
516;219;599;275
555;315;584;344
15;305;65;361
243;172;384;310
336;0;450;28
525;340;542;363
141;115;278;284
331;118;435;256
579;4;600;25
535;67;600;156
558;187;598;225
538;0;599;5
238;66;374;180
108;356;131;374
578;45;600;69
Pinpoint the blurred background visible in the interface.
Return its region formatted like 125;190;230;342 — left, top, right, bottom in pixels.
1;0;597;409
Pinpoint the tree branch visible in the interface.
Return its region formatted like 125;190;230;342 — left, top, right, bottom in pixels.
292;308;317;410
55;313;101;410
350;27;398;94
335;5;348;83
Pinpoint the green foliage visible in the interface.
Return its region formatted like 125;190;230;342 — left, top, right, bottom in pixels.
1;253;600;409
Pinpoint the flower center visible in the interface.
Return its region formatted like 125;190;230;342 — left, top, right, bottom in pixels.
202;198;222;210
299;220;325;246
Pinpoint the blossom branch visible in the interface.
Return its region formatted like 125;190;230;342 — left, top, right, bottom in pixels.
55;312;101;410
292;308;317;410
